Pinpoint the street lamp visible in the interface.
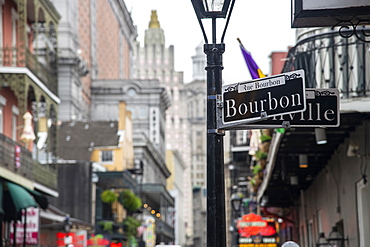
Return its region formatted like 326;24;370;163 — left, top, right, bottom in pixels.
64;215;73;247
315;227;349;247
191;1;236;247
327;226;348;247
64;214;72;233
230;192;243;212
316;232;329;247
230;192;242;247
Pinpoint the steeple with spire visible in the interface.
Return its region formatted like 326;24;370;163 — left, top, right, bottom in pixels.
148;10;160;28
145;10;165;45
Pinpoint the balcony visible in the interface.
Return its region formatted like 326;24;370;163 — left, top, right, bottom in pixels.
0;46;58;96
155;219;175;240
256;28;370;208
0;133;58;190
283;28;370;98
96;221;128;241
0;134;33;181
33;162;58;191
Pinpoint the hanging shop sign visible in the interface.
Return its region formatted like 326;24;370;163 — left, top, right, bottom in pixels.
10;208;39;245
57;231;87;247
237;213;279;247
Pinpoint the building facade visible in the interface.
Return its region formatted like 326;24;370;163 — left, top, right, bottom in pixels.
0;0;61;245
186;42;207;188
51;0;136;121
185;43;207;247
91;79;175;244
55;102;136;244
255;25;370;247
166;150;186;246
44;0;144;246
133;10;194;243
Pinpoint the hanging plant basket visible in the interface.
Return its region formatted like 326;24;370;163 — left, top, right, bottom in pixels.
123;216;141;237
253;164;262;175
260;134;272;143
118;189;142;212
255;150;268;161
101;190;117;204
98;220;114;233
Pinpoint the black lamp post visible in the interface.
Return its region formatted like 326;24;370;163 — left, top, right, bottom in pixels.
230;192;242;247
190;1;236;247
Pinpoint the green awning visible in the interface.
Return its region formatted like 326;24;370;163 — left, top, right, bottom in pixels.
0;180;48;220
6;182;37;212
26;188;48;210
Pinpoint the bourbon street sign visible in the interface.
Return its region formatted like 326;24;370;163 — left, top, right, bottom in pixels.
219;70;306;129
232;88;340;129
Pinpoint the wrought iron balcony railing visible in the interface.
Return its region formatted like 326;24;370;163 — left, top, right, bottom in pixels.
0;134;34;181
283;29;370;98
155;219;175;239
0;46;58;96
33;162;58;190
0;133;57;190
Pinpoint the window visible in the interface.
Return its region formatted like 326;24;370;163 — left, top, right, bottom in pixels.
101;150;113;163
11;8;18;66
12;114;17;140
12;105;19;141
196;131;203;149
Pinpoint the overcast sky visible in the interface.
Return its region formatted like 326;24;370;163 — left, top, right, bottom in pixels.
124;0;297;84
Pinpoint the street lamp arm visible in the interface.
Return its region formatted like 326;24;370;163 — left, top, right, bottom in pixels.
221;0;236;43
191;0;209;43
191;0;236;44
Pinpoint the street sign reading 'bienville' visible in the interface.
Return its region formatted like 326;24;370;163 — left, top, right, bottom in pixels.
239;88;340;128
221;70;306;128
